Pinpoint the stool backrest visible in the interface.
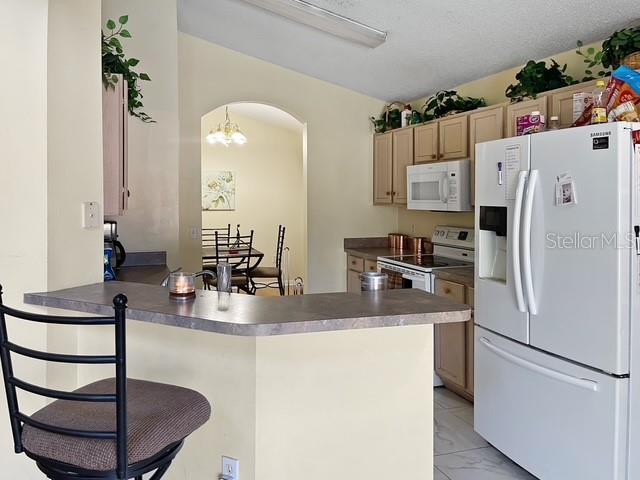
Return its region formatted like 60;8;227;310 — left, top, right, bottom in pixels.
0;286;129;479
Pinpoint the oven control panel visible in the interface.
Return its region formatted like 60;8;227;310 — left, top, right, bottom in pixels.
432;225;475;249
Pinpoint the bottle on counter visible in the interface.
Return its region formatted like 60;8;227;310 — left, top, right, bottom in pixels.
401;104;412;128
548;116;560;130
591;80;608;124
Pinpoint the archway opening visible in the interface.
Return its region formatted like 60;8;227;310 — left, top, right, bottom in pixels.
200;102;307;293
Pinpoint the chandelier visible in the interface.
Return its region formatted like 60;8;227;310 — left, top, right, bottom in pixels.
206;106;248;146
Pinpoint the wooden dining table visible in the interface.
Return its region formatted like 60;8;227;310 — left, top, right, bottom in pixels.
202;246;265;271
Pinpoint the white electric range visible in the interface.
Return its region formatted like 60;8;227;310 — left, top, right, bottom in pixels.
377;226;474;293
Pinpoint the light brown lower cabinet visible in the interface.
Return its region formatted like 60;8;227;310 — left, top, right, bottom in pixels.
465;287;474;396
346;254;376;293
434;279;475;401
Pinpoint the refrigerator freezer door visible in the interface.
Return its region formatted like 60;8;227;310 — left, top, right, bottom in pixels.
474;136;530;343
529;124;632;374
475;326;629;480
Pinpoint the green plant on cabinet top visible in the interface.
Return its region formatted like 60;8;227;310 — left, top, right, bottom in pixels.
421;90;486;121
574;26;640;82
505;60;577;103
102;15;154;123
601;26;640;69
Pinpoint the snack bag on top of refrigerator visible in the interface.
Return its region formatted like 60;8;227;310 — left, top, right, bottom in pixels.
607;66;640;122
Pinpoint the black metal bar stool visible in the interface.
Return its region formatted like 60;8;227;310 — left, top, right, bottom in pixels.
0;285;211;479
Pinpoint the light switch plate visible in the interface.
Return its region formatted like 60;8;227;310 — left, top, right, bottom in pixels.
82;201;101;229
222;456;239;480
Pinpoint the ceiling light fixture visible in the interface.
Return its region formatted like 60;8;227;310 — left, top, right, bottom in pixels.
206;107;248;147
239;0;387;49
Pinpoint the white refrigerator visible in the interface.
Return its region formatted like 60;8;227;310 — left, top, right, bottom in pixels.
474;122;640;480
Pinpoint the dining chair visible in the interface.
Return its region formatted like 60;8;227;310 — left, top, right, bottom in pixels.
202;225;244;271
203;230;256;294
250;225;286;296
0;285;211;479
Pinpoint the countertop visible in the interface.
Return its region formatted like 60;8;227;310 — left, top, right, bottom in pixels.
344;246;400;261
433;267;474;288
24;282;471;337
116;265;170;285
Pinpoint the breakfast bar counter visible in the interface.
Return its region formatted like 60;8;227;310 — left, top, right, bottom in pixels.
23;282;469;480
24;281;470;336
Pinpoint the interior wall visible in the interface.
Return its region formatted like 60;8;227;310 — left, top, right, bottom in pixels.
46;0;104;392
0;1;50;477
0;0;103;477
179;34;396;293
201;108;305;280
255;326;434;480
102;0;181;268
398;40;603;238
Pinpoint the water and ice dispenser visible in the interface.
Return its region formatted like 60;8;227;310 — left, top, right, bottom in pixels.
478;206;507;282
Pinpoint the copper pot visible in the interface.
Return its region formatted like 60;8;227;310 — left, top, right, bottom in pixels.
387;233;407;251
408;237;429;255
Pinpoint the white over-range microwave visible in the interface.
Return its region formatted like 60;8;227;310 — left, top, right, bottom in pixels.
406;159;472;211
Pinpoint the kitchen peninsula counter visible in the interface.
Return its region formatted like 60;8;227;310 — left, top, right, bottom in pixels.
24;281;466;480
24;281;470;336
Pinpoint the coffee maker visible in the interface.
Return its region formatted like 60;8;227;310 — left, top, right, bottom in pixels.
104;221;126;269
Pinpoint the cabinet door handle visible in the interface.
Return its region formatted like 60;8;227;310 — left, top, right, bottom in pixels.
431;154;436;159
444;287;451;294
386;191;391;195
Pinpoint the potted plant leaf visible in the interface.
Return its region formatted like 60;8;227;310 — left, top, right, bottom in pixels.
575;40;609;82
505;60;576;103
421;90;486;121
102;15;154;123
601;26;640;70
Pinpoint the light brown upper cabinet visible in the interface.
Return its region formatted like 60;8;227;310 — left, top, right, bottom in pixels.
469;106;505;203
414;123;439;164
392;127;414;204
103;75;129;217
373;132;393;204
550;80;597;129
506;97;548;138
439;115;468;160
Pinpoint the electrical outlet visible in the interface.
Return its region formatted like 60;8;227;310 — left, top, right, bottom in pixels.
221;456;239;480
190;227;200;240
82;201;101;229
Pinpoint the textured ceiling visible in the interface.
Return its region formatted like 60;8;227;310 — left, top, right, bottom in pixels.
178;0;640;101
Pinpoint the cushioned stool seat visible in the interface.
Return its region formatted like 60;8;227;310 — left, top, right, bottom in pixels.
22;378;211;472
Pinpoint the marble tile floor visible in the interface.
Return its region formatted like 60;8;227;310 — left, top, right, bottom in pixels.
433;387;538;480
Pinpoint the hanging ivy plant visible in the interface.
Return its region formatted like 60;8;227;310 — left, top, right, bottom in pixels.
421;90;486;121
575;41;609;82
102;15;154;123
505;60;576;103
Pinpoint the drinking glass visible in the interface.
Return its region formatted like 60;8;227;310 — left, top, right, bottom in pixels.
216;262;233;293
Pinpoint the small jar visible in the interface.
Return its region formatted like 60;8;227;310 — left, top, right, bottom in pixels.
548;116;560;130
169;272;196;300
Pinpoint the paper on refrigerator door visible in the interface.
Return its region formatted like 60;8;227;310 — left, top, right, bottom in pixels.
504;145;522;200
555;173;577;207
